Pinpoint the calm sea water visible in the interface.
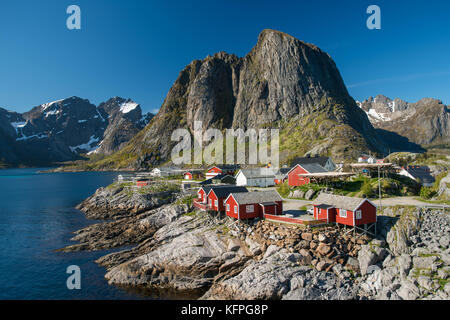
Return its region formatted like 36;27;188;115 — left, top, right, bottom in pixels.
0;168;145;300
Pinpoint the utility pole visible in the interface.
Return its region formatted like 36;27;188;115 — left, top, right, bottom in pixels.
378;164;382;213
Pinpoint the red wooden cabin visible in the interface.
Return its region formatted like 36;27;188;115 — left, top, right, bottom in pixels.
312;193;377;226
225;190;283;220
184;172;193;180
206;186;248;212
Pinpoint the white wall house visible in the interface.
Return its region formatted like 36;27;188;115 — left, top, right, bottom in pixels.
235;169;275;187
151;168;161;177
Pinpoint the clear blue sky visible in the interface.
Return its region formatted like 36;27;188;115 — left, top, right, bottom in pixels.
1;0;449;114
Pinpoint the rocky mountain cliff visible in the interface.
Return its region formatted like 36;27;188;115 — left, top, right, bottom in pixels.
91;29;390;170
358;95;449;147
0;97;153;167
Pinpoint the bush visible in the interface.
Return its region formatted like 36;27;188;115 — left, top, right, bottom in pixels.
276;182;291;198
420;187;436;199
361;179;373;197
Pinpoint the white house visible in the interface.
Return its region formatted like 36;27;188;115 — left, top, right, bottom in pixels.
151;166;180;177
235;168;275;187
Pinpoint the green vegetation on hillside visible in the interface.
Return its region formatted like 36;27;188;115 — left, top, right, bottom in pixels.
277;173;421;199
418;171;449;202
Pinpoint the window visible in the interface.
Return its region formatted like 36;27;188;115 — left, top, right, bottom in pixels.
339;209;347;218
209;199;212;206
356;210;362;220
246;205;254;213
214;200;218;207
226;204;230;211
234;206;238;213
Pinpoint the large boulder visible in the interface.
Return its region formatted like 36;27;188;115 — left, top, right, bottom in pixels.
357;244;389;276
304;189;316;200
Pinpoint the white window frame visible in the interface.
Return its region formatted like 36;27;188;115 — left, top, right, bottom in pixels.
214;200;218;207
209;199;212;206
339;209;347;218
355;210;362;220
234;205;238;213
246;205;254;213
226;204;230;211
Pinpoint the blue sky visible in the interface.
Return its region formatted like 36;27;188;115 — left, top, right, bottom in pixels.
1;0;449;114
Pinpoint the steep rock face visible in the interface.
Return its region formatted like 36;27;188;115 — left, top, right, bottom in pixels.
96;97;153;155
233;30;354;128
358;95;449;146
101;29;387;169
0;96;153;167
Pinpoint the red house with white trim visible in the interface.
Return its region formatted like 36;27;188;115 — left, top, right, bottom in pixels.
225;190;283;220
184;172;193;180
205;166;236;179
207;186;248;212
312;193;377;226
194;185;248;211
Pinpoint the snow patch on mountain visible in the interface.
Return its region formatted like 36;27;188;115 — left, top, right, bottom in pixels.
16;133;47;141
69;135;100;153
10;121;27;134
41;99;63;111
368;109;391;122
119;101;138;114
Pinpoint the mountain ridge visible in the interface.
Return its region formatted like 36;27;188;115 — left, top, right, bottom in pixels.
0;96;153;167
358;94;449;147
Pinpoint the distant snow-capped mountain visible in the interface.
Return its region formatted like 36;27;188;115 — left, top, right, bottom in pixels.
357;95;449;146
0;96;154;167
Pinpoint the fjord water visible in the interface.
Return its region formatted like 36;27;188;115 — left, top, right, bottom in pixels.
0;168;143;299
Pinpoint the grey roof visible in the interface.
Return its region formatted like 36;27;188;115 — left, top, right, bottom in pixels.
209;186;248;198
299;163;328;173
230;190;282;205
200;184;232;193
312;193;374;211
405;166;435;185
291;156;332;168
278;168;291;175
238;168;276;179
272;168;290;179
212;174;235;180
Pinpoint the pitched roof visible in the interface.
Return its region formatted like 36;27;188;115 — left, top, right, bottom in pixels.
290;156;331;168
208;186;248;198
207;165;237;171
200;184;234;193
299;163;328;174
404;166;435;184
237;168;276;178
212;174;235;180
312;193;375;211
230;190;282;205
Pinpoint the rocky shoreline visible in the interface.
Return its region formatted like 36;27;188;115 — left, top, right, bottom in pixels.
62;183;450;300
